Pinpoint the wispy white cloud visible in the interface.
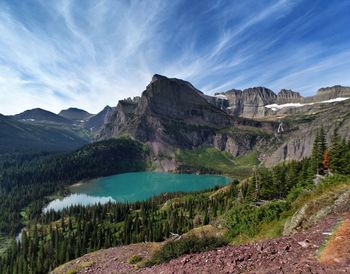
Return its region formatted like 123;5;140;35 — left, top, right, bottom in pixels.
0;0;349;114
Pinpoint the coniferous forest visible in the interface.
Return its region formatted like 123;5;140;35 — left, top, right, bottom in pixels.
0;130;350;273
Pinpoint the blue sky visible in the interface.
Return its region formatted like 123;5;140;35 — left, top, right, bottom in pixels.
0;0;350;114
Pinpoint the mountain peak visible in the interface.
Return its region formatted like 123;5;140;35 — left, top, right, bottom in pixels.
13;108;72;124
58;108;93;121
151;74;168;82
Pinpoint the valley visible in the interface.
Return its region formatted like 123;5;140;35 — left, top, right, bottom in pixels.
1;2;349;273
0;75;350;274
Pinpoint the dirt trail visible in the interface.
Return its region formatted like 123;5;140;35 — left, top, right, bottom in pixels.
319;218;350;265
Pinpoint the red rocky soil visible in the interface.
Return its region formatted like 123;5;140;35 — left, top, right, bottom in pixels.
52;243;160;274
319;218;350;266
54;213;350;274
140;213;350;274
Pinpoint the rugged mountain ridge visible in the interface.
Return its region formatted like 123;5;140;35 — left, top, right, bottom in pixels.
12;108;72;125
97;75;276;170
214;85;350;118
84;105;115;133
5;74;350;167
97;75;350;170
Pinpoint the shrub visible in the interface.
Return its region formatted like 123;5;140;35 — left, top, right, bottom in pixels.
145;235;228;266
128;254;142;264
225;200;289;238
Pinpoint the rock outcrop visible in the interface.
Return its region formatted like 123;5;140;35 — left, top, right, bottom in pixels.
84;105;115;133
276;89;302;104
312;85;350;102
96;75;350;169
97;75;275;170
213;85;350;118
264;98;350;166
213;87;276;118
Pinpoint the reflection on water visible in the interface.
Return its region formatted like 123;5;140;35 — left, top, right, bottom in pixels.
44;172;230;212
43;193;114;212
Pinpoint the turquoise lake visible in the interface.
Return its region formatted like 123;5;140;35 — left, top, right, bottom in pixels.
44;172;230;212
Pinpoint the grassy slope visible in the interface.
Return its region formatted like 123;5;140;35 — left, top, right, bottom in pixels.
0;115;89;154
231;175;350;244
0;235;13;256
176;147;259;179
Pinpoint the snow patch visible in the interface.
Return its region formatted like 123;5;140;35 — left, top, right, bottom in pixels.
215;94;227;100
265;97;349;111
320;97;349;103
265;103;307;111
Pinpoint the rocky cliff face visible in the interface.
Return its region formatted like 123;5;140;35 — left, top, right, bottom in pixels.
310;85;350;102
276;89;302;104
213;85;350;118
264;99;350;166
97;75;350;169
213;87;277;118
85;106;115;133
97;75;275;170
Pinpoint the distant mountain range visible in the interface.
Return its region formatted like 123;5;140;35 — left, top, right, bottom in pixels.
1;106;114;154
58;107;94;122
0;114;87;154
2;74;350;169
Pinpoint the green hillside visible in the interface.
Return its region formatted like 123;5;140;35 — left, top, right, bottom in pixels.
0;115;88;154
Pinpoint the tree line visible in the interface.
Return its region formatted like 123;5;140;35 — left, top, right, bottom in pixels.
0;130;349;273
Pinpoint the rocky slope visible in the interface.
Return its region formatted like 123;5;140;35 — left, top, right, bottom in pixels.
52;213;350;274
97;75;350;169
214;85;350;118
84;105;115;133
142;213;350;274
97;75;276;170
6;75;350;166
264;98;350;166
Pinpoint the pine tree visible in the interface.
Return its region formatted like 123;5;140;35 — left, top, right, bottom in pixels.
310;127;327;176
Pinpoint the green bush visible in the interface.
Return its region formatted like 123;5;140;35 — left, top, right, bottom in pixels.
225;200;289;238
145;235;228;266
128;254;142;264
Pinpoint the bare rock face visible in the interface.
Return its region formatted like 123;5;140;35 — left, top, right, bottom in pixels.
214;87;276;118
212;85;350;119
276;89;302;104
97;75;275;170
312;85;350;101
97;74;350;169
85;105;116;133
264;99;350;166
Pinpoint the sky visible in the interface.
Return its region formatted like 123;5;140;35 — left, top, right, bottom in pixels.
0;0;350;115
